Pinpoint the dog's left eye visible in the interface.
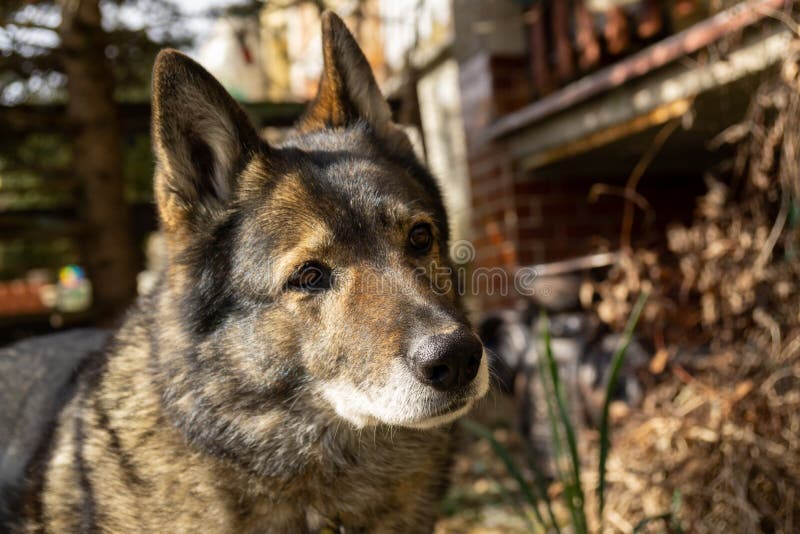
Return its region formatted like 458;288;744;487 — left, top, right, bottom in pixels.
287;262;332;293
408;223;433;253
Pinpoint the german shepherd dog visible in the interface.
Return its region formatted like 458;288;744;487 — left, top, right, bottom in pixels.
0;11;489;533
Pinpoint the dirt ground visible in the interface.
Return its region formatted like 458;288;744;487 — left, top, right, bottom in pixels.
436;394;535;534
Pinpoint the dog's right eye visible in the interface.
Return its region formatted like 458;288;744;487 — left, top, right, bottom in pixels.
408;223;433;254
287;261;332;293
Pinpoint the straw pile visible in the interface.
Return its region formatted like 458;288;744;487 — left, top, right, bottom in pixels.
591;38;800;533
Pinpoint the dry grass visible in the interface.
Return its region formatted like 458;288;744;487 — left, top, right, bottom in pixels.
588;36;800;533
438;33;800;534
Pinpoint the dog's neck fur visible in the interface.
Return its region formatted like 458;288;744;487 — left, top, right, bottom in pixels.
71;288;453;531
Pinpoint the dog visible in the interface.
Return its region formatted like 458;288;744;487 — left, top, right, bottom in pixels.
0;11;489;533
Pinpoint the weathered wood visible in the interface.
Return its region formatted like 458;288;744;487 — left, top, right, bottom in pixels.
527;3;553;98
604;6;630;56
574;0;601;71
489;0;790;140
637;0;664;39
552;0;575;83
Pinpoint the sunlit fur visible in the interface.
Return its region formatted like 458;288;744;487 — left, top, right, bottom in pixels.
6;11;488;533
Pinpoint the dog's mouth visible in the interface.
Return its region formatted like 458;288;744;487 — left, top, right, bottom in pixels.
430;396;470;418
320;353;490;429
401;396;475;429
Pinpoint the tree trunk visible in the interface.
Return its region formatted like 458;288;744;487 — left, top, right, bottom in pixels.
59;0;137;322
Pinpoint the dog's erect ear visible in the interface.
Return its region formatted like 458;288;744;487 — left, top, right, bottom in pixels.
152;50;260;231
300;11;393;133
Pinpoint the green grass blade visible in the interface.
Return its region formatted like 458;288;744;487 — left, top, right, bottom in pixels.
538;362;575;532
493;472;538;532
631;490;684;533
597;292;649;523
459;419;549;530
522;440;562;534
539;312;588;534
538;319;579;532
632;513;672;533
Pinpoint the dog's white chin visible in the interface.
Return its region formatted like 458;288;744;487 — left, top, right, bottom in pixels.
401;400;475;429
319;352;490;430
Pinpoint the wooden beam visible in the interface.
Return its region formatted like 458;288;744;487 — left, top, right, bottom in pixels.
526;3;554;98
522;251;621;277
552;0;575;83
575;0;601;71
487;0;790;140
509;28;789;170
519;98;691;170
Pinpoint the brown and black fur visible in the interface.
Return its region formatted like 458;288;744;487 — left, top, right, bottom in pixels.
1;11;487;533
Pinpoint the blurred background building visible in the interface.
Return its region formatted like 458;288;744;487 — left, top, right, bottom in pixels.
0;0;793;321
2;1;799;530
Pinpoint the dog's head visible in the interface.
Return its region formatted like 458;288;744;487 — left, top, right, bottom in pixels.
151;11;488;433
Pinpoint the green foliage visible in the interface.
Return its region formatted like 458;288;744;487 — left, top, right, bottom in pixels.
632;491;684;533
8;133;71;169
597;292;648;519
122;133;155;203
0;133;73;211
462;293;659;533
460;419;546;531
0;0;191;104
0;0;192;279
539;311;587;532
0;238;79;279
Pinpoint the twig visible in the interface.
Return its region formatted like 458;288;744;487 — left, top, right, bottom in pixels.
523;251;621;278
620;118;683;250
753;307;782;358
754;189;790;273
588;184;652;214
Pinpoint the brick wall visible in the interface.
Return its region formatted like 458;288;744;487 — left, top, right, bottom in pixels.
459;52;529;310
513;173;702;266
467;142;518;310
459;51;703;312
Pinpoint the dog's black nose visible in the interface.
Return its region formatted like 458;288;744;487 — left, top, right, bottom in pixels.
411;329;483;391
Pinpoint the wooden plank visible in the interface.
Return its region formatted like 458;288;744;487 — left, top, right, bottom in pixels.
519;98;691;170
523;251;621;277
508;28;789;170
552;0;575;83
637;0;664;39
488;0;790;140
604;6;631;56
575;0;601;71
527;3;554;98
